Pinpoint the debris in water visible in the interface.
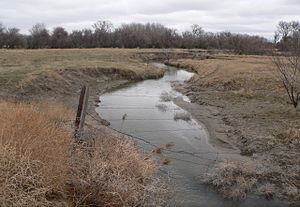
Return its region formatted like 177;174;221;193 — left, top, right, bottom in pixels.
156;103;168;112
152;147;162;154
174;112;191;121
160;91;172;102
165;143;174;149
162;158;171;165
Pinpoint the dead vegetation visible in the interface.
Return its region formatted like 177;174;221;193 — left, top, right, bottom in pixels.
278;127;300;145
0;143;55;207
0;102;72;191
204;160;257;200
68;135;170;207
260;183;276;199
0;101;169;206
168;55;280;94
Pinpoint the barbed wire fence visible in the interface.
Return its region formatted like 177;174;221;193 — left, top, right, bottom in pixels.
69;85;242;179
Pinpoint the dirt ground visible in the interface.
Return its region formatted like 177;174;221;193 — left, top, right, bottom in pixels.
168;55;300;205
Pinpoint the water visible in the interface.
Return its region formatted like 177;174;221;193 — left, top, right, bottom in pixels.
96;63;285;207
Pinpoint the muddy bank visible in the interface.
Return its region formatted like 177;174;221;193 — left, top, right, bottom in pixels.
1;63;164;127
172;93;239;153
15;67;162;100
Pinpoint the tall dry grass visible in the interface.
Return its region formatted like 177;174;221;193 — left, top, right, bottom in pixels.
0;101;73;206
0;102;73;190
68;133;170;207
0;143;53;207
0;101;169;206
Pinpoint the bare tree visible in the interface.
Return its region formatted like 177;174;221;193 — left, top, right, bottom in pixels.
5;28;24;48
29;23;50;48
93;20;113;47
163;48;175;64
0;23;5;48
191;24;204;37
51;27;69;48
273;21;300;108
93;20;113;33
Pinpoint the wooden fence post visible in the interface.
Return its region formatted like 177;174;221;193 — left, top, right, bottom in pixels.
74;86;89;140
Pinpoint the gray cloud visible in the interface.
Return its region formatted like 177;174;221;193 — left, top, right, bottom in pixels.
0;0;299;38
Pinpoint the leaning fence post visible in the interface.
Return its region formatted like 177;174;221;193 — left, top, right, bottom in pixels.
74;85;89;140
79;86;89;132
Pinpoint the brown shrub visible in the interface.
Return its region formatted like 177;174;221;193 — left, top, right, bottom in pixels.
259;183;275;199
0;102;72;191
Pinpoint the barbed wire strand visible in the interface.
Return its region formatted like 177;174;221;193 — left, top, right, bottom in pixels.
86;112;237;167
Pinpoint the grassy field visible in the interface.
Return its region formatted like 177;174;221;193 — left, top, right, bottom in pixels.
0;48;164;93
169;55;281;94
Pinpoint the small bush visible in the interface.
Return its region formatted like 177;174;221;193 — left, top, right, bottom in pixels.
204;160;257;200
260;183;275;199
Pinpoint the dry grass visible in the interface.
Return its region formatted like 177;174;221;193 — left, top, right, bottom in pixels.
0;143;55;207
0;48;164;92
68;136;169;207
205;160;257;200
0;101;72;206
168;55;282;94
0;102;72;191
259;183;276;199
281;127;300;144
0;101;169;206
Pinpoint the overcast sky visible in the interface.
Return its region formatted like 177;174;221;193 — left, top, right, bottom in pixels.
0;0;299;39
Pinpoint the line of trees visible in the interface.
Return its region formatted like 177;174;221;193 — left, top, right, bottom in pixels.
0;21;272;54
